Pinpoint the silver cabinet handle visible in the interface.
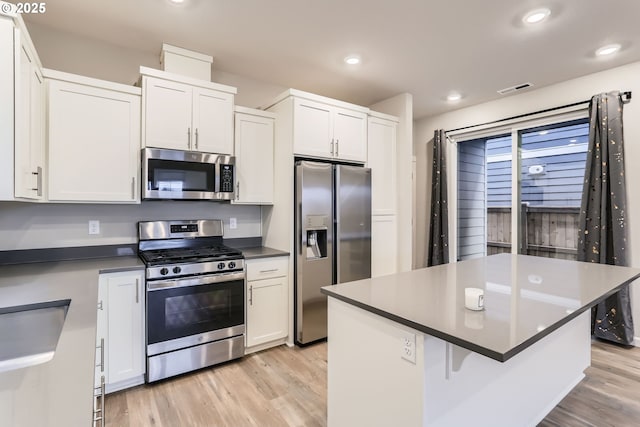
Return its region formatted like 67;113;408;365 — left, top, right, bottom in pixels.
336;139;339;157
131;177;135;200
31;166;42;196
195;128;199;149
100;375;105;427
259;268;278;273
135;278;139;303
187;127;191;149
330;139;334;156
100;338;104;372
249;285;253;306
236;182;240;200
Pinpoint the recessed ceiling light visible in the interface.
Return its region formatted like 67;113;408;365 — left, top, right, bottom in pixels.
446;92;462;102
168;0;186;4
595;43;621;57
344;55;361;65
523;8;551;24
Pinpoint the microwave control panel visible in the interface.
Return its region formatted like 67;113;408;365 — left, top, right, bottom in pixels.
220;165;234;193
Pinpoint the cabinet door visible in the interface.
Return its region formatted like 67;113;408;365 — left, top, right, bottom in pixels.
234;112;274;204
48;80;140;202
14;31;44;200
95;281;108;388
333;108;367;162
293;98;333;159
371;215;397;278
367;117;397;215
102;271;144;385
192;87;234;154
143;77;192;150
246;276;288;347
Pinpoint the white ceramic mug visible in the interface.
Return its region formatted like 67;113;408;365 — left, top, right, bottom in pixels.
465;287;484;311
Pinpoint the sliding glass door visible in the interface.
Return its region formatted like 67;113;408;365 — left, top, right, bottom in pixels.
455;118;588;261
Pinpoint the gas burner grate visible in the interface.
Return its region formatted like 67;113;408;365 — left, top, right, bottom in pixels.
140;245;242;265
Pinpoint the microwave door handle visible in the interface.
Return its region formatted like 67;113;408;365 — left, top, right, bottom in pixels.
214;162;220;193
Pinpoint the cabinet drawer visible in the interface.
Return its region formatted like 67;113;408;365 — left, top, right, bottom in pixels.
246;257;288;281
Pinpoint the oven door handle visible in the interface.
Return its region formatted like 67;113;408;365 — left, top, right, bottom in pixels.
147;271;246;291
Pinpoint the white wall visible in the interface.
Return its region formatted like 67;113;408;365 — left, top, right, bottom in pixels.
370;94;413;272
414;60;640;344
0;201;261;250
26;21;286;108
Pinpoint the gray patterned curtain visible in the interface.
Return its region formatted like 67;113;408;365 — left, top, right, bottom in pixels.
428;129;449;266
577;91;634;345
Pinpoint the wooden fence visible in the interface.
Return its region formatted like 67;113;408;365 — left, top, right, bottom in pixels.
487;206;580;260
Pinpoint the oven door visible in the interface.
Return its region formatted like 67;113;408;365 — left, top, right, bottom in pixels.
146;271;245;356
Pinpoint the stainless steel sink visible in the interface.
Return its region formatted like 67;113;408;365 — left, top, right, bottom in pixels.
0;299;71;373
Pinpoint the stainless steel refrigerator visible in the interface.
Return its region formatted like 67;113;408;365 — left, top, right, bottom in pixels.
295;160;371;345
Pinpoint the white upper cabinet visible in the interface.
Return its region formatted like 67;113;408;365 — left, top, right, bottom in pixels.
14;26;44;200
46;71;141;203
0;15;45;201
367;114;398;215
293;98;333;159
286;90;368;162
333;107;367;162
143;77;192;150
192;87;234;153
141;68;236;155
234;107;275;205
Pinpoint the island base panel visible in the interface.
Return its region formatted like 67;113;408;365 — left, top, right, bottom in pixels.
327;297;590;427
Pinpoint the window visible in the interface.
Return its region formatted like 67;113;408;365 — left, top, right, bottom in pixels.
455;118;589;261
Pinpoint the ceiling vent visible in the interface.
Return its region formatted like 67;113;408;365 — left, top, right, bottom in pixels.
497;82;534;95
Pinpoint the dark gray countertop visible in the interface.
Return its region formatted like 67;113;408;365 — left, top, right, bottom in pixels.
0;256;144;427
321;254;640;362
239;246;289;260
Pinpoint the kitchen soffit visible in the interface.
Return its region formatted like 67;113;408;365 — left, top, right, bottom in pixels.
21;0;640;118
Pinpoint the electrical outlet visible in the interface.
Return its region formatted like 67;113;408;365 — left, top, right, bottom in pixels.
400;332;416;364
88;220;100;235
229;217;237;229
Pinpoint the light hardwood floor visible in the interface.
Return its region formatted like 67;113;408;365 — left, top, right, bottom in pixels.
106;340;640;427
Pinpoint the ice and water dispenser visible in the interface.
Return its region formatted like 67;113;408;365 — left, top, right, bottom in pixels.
305;215;328;260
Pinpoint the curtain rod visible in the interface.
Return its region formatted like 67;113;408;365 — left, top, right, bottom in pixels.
445;91;632;134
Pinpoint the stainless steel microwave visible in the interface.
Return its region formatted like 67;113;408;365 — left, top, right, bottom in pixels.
142;148;235;201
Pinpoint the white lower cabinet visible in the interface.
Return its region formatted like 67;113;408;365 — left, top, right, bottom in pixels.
245;256;288;351
372;215;398;278
95;270;145;396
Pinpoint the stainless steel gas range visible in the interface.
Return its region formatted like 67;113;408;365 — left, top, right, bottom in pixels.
138;219;245;382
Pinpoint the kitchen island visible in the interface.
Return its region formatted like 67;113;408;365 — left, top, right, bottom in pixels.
321;254;640;427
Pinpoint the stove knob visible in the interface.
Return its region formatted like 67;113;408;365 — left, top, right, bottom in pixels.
228;261;236;269
160;267;169;275
173;266;182;274
217;262;226;270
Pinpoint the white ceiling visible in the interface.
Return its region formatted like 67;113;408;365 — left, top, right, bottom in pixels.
21;0;640;118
